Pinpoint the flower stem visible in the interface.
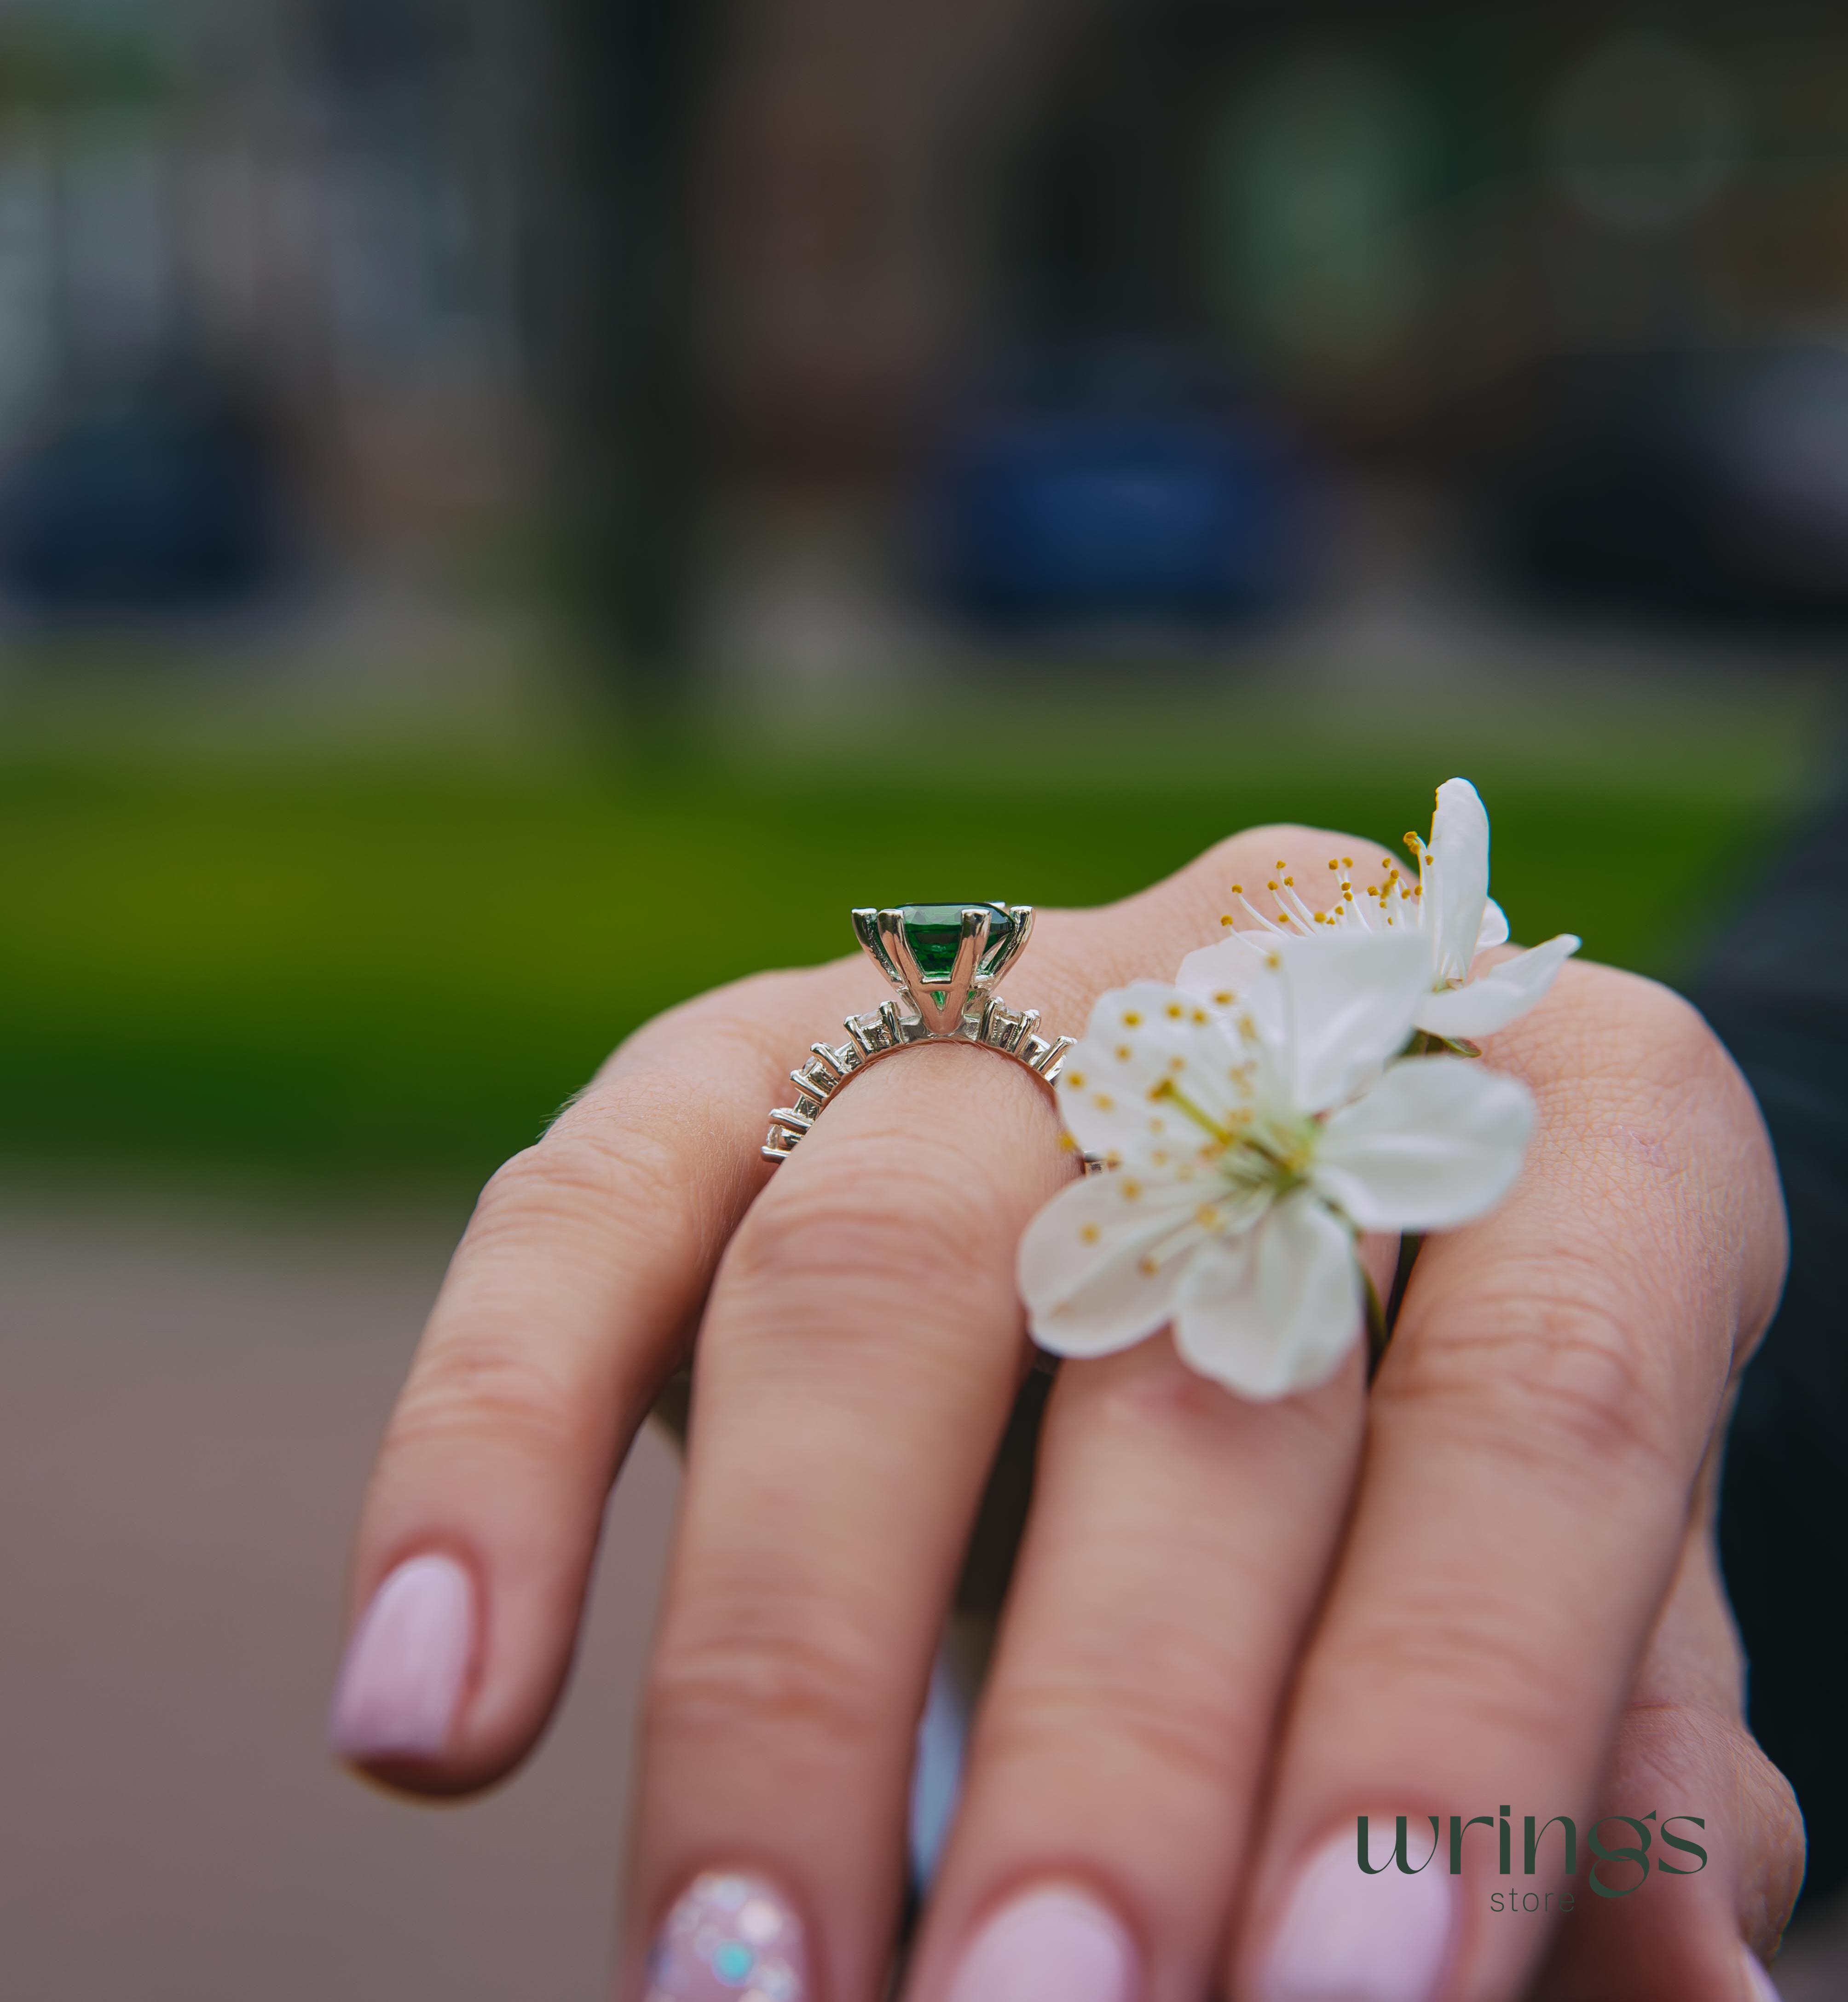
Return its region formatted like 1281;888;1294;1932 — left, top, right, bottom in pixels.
1363;1265;1391;1382
1386;1231;1424;1331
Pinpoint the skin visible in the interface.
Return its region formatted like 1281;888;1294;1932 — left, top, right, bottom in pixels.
336;825;1802;2002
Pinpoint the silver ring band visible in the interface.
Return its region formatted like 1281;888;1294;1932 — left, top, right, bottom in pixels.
762;904;1075;1165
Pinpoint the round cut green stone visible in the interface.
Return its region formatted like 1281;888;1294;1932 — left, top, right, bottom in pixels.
899;903;1015;980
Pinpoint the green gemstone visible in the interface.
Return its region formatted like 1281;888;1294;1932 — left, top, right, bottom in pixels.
899;903;1015;981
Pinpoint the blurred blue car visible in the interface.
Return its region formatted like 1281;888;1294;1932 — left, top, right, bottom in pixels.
934;410;1310;629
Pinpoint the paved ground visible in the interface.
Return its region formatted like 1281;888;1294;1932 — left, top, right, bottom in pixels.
2;1188;1842;2001
0;1189;680;2002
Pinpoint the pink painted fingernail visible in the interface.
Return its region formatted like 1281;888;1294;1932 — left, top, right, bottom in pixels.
1741;1946;1783;2002
1257;1830;1456;2002
646;1871;808;2002
328;1552;475;1763
946;1884;1138;2002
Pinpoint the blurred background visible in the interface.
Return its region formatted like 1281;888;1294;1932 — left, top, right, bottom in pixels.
2;1;1847;1995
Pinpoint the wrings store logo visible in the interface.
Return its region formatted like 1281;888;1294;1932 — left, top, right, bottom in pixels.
1358;1810;1709;1911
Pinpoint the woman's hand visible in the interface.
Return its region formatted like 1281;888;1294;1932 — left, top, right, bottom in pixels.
329;826;1800;2002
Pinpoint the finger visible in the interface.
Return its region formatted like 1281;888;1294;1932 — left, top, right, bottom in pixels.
1532;1486;1803;2002
895;1234;1388;2002
619;1037;1072;2002
1232;964;1788;2002
330;958;879;1792
882;828;1407;2002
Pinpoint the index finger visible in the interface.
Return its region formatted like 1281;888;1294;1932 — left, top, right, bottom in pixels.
1235;964;1786;2002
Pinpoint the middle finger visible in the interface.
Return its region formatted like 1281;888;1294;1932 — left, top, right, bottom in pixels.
897;1298;1374;2002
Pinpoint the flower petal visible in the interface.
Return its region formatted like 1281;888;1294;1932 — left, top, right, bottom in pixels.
1414;933;1581;1039
1018;1171;1198;1359
1176;932;1288;1049
1427;778;1492;984
1475;897;1510;952
1313;1056;1534;1231
1056;981;1263;1166
1276;929;1431;1112
1171;1191;1361;1399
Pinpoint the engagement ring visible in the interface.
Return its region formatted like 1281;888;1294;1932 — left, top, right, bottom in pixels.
761;904;1076;1164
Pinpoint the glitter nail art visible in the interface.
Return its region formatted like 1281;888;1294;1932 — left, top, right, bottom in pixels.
648;1872;808;2002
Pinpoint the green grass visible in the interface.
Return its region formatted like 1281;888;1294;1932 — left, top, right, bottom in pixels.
0;674;1829;1193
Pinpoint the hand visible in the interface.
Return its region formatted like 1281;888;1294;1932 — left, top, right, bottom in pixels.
329;826;1800;2002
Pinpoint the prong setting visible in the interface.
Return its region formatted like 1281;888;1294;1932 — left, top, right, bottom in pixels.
761;900;1094;1166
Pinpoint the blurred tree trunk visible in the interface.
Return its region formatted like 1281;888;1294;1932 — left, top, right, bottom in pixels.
545;0;717;736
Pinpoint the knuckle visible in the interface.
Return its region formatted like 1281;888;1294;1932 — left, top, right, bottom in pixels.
385;1327;586;1464
1523;964;1731;1103
1386;1278;1680;1481
1625;983;1737;1099
1322;1592;1584;1742
475;1110;691;1248
1612;1698;1804;1945
1737;1738;1807;1939
1086;1363;1238;1447
728;1142;996;1307
1087;1352;1355;1462
1500;967;1787;1372
983;1661;1251;1801
644;1614;893;1753
1584;963;1709;1042
1197;822;1379;882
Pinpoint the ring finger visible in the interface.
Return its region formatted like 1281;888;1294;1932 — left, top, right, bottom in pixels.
894;1245;1384;2002
620;1041;1068;2002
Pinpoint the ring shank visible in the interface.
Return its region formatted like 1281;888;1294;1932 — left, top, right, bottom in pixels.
761;993;1074;1164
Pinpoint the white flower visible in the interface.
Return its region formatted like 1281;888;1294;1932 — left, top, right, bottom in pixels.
1190;778;1580;1043
1019;932;1534;1399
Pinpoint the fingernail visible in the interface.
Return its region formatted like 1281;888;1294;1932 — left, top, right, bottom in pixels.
1257;1830;1455;2002
328;1552;475;1762
1741;1946;1783;2002
946;1884;1137;2002
646;1871;808;2002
